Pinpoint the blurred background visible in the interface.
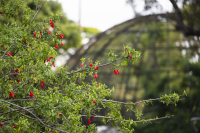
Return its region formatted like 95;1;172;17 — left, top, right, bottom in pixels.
1;0;200;132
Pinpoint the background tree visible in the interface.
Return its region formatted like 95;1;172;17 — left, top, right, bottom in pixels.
126;0;200;36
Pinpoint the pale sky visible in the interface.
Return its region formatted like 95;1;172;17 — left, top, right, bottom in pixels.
57;0;173;31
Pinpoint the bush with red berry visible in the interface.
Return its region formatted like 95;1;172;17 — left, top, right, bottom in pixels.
0;0;186;133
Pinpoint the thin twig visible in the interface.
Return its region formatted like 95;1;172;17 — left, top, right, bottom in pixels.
101;95;184;105
6;99;37;101
1;42;15;59
6;106;37;120
0;72;34;81
32;0;47;21
63;56;128;77
80;115;174;123
14;81;30;92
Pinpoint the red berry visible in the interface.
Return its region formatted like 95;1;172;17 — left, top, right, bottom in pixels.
30;91;34;98
89;62;92;67
10;92;14;98
94;65;99;70
88;119;92;124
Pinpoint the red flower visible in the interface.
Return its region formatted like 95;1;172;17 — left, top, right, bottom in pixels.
88;119;92;124
117;69;120;74
124;47;126;52
61;42;63;46
81;64;83;67
59;114;62;116
34;76;36;78
0;12;2;14
44;60;46;63
129;54;132;59
5;53;9;56
10;92;14;98
13;126;17;128
50;20;53;24
10;52;13;56
59;84;61;86
24;40;26;44
39;33;42;38
17;79;20;83
50;56;53;59
33;32;36;38
60;34;64;39
41;80;44;84
50;20;54;28
92;116;95;118
89;62;92;67
0;44;3;47
52;62;55;67
49;30;51;34
93;100;96;104
5;47;7;50
51;23;54;28
97;84;99;86
30;91;34;98
114;70;118;75
41;84;44;89
0;123;3;127
94;74;98;79
94;65;99;70
47;57;50;62
15;68;18;73
55;44;58;49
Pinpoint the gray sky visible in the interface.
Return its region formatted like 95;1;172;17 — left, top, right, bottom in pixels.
57;0;173;31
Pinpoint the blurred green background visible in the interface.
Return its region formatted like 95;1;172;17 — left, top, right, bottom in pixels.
66;1;200;133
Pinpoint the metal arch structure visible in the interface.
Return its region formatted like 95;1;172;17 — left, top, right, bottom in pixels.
66;13;200;133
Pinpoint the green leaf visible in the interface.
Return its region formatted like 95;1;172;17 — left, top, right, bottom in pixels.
122;61;128;66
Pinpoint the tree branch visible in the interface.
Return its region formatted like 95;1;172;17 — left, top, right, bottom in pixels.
32;0;47;21
80;115;174;123
0;99;69;133
63;55;128;77
170;0;200;36
1;42;15;59
101;95;184;105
